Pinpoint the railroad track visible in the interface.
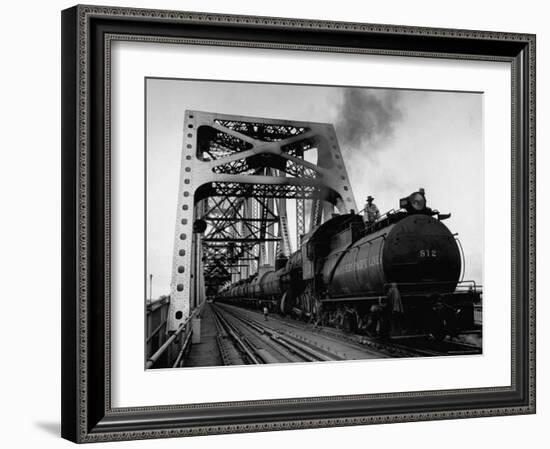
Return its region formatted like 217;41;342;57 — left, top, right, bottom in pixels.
215;303;394;361
385;333;482;357
211;303;342;364
216;302;482;359
211;304;262;364
294;320;482;358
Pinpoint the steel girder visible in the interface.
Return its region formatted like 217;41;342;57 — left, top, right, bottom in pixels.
168;111;357;331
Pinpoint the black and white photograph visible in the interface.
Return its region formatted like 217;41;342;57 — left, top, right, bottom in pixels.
145;78;483;369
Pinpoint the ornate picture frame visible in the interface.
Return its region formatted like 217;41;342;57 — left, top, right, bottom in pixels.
61;4;535;443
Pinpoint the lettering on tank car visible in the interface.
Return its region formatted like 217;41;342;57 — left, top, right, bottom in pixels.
341;256;380;273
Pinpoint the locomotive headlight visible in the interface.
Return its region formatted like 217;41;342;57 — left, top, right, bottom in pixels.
409;192;426;211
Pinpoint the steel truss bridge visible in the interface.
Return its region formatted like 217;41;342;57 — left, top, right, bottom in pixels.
146;111;357;368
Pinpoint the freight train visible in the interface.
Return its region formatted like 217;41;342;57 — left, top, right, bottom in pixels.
216;190;481;340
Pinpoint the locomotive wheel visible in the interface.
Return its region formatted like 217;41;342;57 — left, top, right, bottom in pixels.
280;291;289;315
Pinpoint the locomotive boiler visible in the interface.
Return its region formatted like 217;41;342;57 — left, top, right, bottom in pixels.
217;191;481;339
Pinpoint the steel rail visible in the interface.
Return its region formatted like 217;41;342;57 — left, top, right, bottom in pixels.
378;336;482;358
219;302;481;359
222;311;321;362
216;304;341;362
211;305;262;364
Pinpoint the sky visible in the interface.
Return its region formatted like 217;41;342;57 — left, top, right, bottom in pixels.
146;78;483;298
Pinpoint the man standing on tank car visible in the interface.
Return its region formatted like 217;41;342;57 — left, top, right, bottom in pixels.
363;195;380;225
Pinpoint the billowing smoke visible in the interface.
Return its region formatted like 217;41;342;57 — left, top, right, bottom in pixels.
335;89;403;158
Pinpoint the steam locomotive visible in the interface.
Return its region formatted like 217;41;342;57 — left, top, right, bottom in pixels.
216;191;481;339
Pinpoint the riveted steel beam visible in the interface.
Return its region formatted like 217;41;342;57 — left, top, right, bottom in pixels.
169;111;357;331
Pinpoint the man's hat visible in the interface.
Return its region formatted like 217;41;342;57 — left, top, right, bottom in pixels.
367;195;374;201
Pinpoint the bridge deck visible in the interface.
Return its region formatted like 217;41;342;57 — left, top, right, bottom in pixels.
184;303;222;367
